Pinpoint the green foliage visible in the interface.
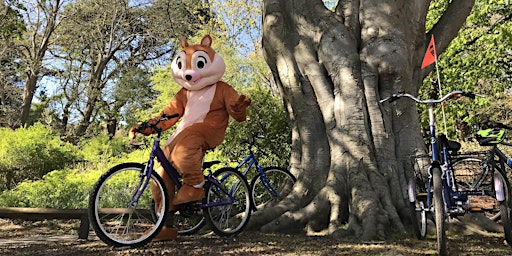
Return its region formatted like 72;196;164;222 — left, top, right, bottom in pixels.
0;123;82;190
0;168;101;208
0;137;151;208
79;135;130;165
419;1;512;140
0;2;26;128
219;86;291;168
0;1;26;39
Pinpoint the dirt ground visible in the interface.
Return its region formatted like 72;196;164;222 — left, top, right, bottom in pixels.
0;218;511;256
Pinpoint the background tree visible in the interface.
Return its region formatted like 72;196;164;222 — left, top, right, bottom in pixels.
40;0;210;140
255;0;484;241
0;0;25;128
15;0;64;128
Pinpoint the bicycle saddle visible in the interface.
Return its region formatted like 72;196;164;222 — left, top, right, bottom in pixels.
438;134;461;152
202;160;221;169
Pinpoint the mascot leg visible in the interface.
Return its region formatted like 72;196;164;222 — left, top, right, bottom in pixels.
170;130;206;205
147;151;178;241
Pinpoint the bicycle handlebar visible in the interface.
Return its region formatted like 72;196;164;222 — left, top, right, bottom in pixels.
135;113;179;133
380;90;481;105
480;120;512;130
241;134;265;147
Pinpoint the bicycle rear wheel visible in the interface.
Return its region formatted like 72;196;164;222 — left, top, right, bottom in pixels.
494;167;512;245
204;167;251;236
432;166;447;255
452;158;497;219
88;163;168;248
452;158;512;245
250;167;296;211
409;200;427;240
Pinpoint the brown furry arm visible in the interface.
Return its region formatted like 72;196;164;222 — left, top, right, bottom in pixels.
129;89;186;138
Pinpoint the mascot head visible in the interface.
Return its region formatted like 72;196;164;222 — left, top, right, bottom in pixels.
171;35;226;91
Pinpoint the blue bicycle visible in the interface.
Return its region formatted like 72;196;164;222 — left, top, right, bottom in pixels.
88;114;251;248
234;135;296;211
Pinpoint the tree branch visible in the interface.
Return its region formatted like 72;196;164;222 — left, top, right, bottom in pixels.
422;0;475;76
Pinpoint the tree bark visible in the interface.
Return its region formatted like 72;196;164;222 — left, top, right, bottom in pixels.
255;0;474;240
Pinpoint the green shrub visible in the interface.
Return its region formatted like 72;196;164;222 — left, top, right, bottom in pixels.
0;144;151;208
79;134;130;165
0;167;103;208
0;123;82;190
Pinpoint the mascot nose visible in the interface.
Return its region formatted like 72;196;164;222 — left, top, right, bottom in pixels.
183;70;200;82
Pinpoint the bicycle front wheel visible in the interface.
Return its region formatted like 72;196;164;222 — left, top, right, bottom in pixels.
88;163;168;248
250;167;296;211
432;166;447;255
204;167;251;236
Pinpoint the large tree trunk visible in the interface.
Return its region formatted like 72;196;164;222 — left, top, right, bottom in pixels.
254;0;474;240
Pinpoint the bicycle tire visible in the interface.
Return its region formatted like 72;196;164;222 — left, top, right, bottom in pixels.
452;158;510;217
204;167;251;236
175;208;207;235
250;167;296;211
410;200;427;240
175;166;241;236
408;175;427;240
494;166;512;245
432;166;447;255
499;202;512;245
88;163;168;248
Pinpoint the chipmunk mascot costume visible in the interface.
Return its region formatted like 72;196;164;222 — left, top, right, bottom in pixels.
129;34;251;241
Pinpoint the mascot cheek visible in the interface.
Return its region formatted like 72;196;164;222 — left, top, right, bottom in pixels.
171;54;187;86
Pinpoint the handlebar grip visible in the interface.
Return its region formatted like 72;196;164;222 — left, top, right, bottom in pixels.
480;120;512;130
380;94;400;104
388;95;400;103
135;122;149;132
460;91;476;99
162;113;179;119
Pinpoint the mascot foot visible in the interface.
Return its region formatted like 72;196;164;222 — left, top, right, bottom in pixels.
173;184;204;205
149;226;178;242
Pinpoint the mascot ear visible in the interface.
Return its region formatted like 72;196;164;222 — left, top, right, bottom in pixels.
180;36;189;48
200;35;212;47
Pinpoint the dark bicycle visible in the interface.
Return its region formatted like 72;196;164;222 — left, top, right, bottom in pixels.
473;120;512;244
88;114;251;248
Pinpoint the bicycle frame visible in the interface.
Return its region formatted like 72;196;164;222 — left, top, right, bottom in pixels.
425;111;477;214
424;104;454;211
235;144;279;196
380;91;478;214
130;126;236;210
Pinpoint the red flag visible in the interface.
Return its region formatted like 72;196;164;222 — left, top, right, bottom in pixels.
421;35;437;69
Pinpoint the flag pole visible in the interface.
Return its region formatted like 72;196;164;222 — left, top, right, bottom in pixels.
435;51;449;137
422;34;448;137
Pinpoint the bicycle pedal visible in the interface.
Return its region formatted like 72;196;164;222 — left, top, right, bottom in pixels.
449;208;466;215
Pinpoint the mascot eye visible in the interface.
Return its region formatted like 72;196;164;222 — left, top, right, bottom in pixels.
196;56;207;69
176;57;182;69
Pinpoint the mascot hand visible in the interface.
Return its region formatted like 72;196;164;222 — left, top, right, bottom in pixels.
128;122;153;139
128;125;139;139
231;95;251;113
